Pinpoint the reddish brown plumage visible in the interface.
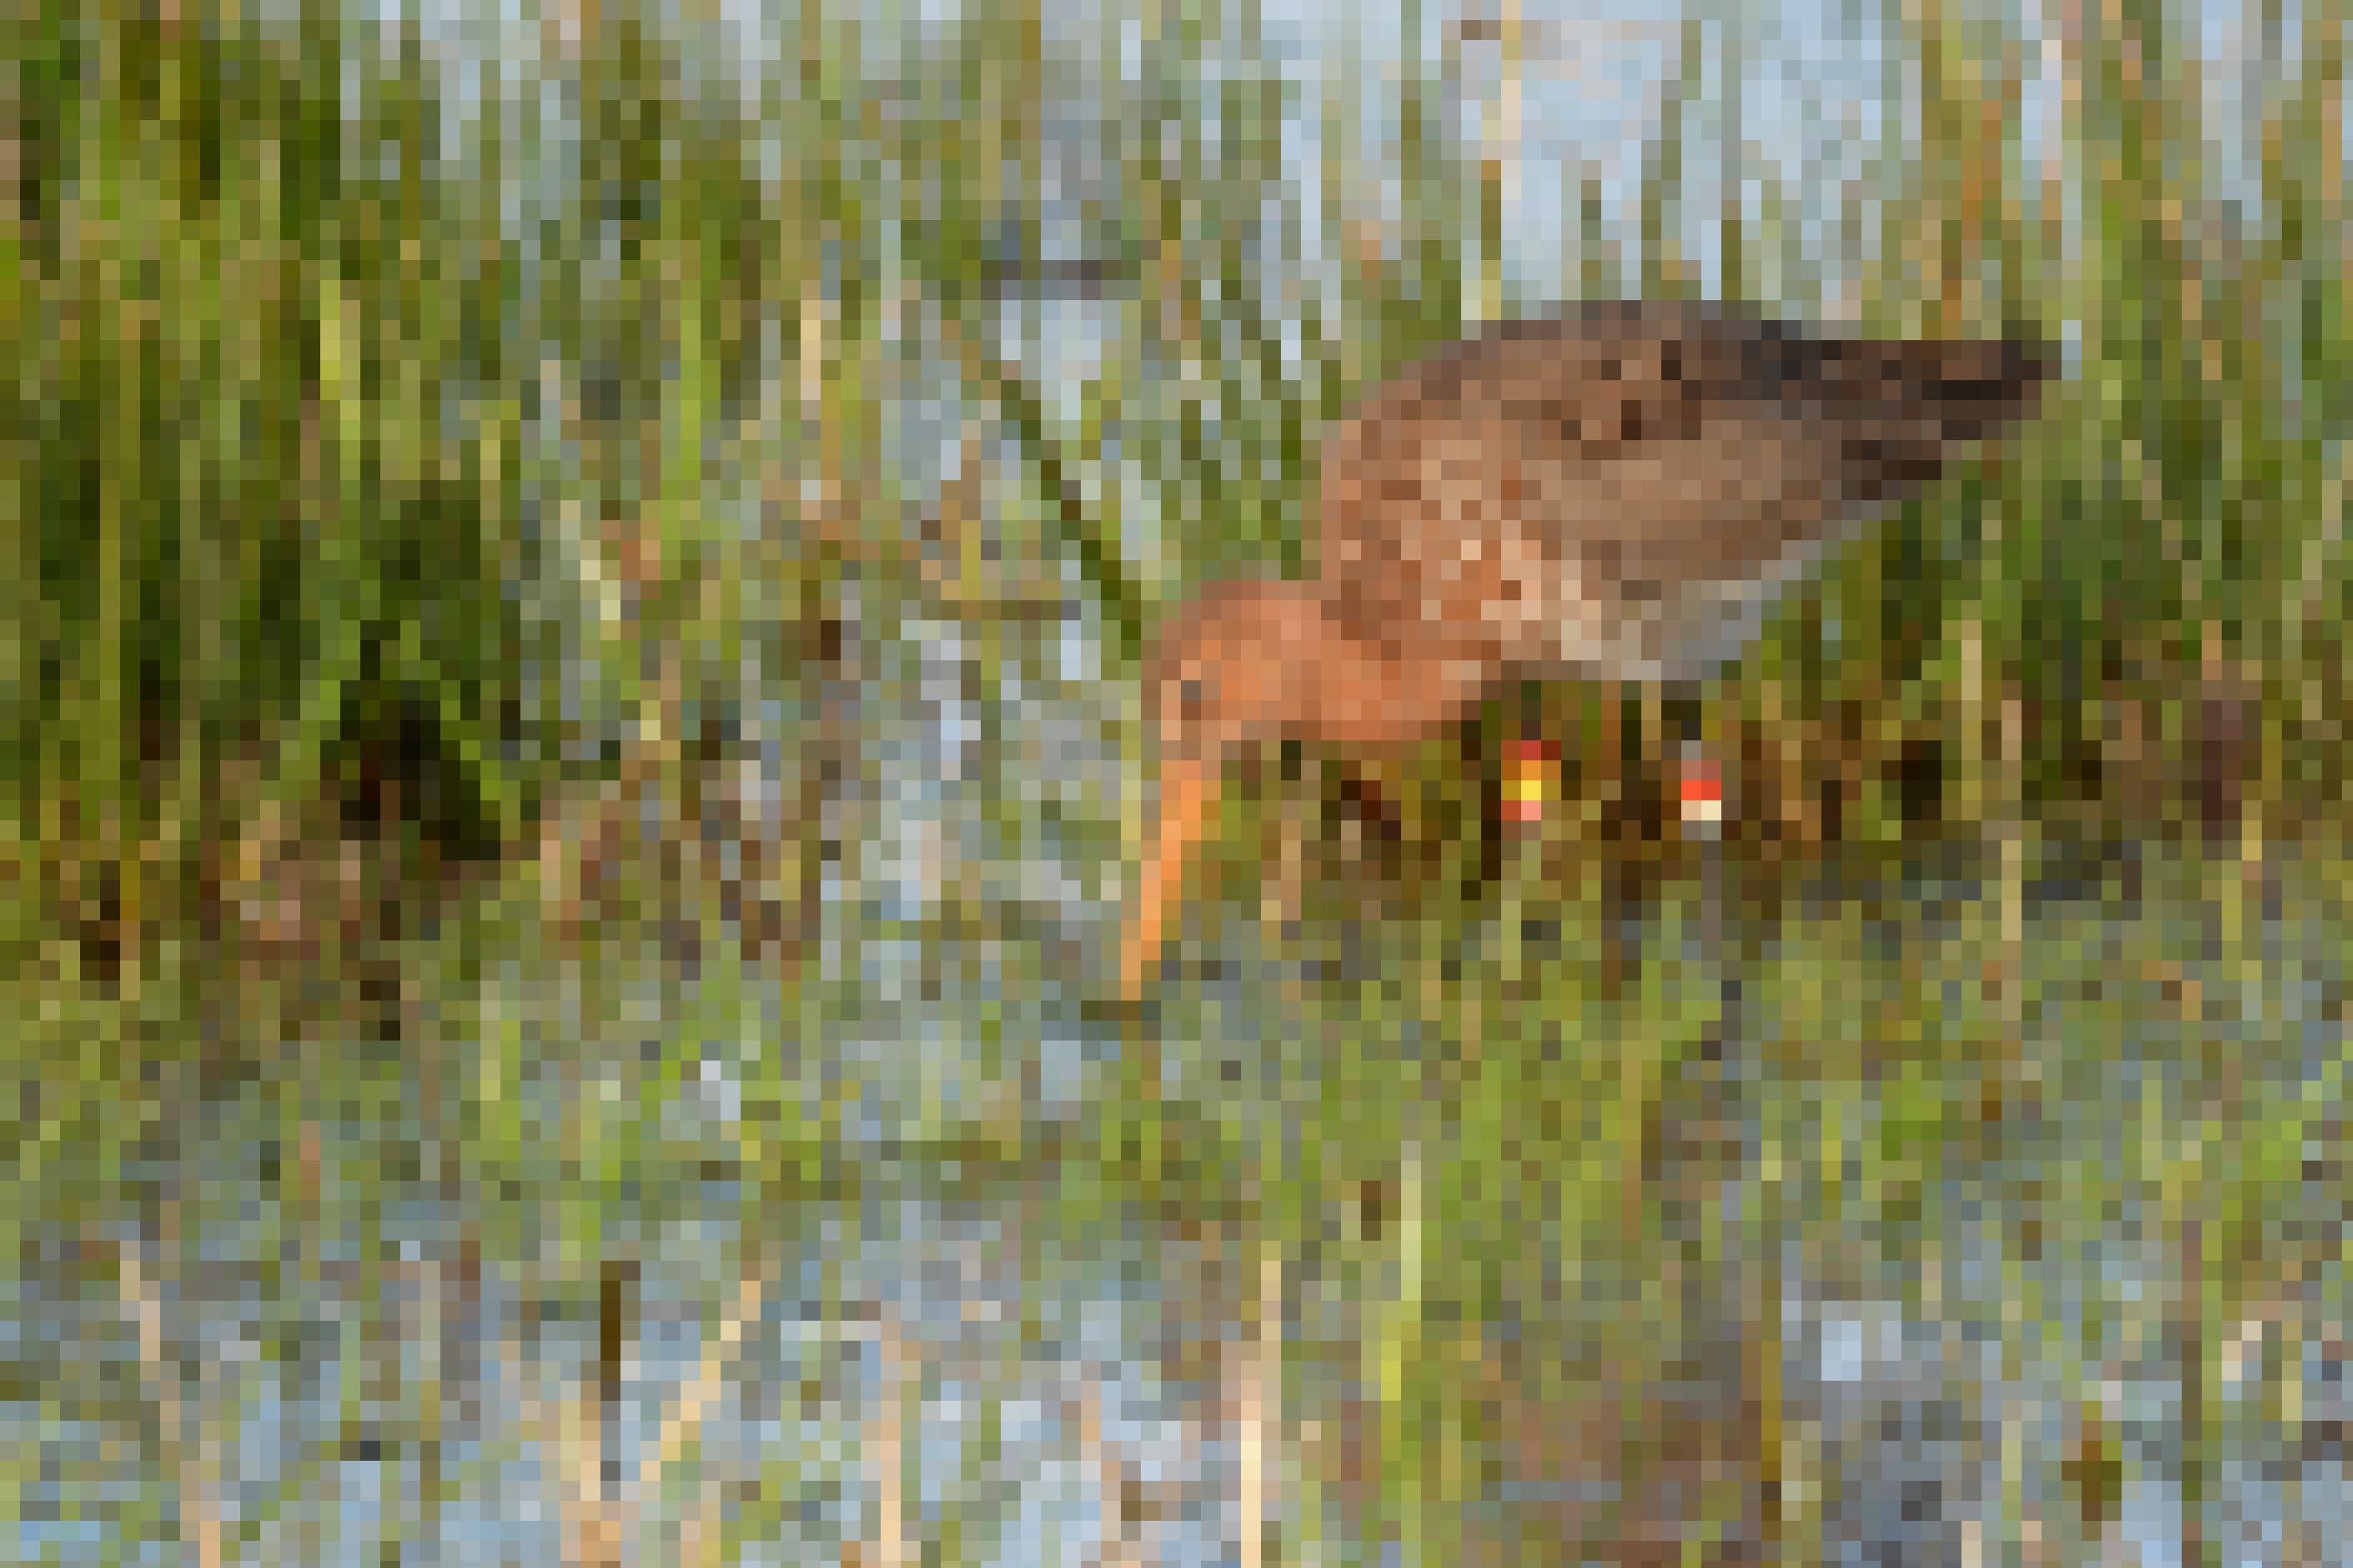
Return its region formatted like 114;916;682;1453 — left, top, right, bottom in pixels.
1126;299;2053;993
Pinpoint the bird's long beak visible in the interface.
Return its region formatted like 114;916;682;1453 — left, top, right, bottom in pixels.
1122;753;1220;997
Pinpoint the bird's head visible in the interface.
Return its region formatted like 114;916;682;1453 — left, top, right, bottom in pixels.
1123;576;1482;994
1125;578;1335;996
1141;577;1333;766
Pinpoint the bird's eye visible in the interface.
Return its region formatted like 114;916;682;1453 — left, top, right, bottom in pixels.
1179;679;1206;718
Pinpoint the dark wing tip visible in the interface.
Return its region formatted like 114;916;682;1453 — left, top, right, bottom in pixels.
1932;327;2058;441
1994;328;2058;401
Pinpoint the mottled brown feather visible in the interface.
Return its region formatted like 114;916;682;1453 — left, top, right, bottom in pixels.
1315;299;2052;681
1126;299;2052;992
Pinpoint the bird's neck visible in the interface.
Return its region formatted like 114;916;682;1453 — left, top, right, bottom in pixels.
1302;620;1485;749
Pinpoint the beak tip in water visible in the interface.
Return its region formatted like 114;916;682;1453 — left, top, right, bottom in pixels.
1118;754;1220;1004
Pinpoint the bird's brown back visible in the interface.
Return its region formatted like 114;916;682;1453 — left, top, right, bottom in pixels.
1315;299;2053;679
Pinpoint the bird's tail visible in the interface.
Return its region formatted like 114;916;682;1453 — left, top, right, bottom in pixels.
1913;331;2058;444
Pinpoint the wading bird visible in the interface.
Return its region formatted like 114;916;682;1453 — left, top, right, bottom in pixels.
1125;299;2052;994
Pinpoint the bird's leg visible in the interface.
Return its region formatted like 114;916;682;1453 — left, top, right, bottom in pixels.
1672;694;1725;843
1331;763;1400;845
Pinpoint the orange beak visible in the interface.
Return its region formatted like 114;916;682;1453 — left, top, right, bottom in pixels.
1122;753;1221;997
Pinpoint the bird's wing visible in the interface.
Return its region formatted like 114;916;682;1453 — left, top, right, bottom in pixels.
1315;301;2048;656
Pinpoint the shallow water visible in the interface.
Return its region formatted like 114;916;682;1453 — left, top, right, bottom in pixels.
13;836;2347;1565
